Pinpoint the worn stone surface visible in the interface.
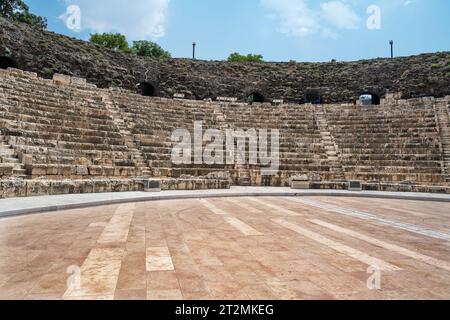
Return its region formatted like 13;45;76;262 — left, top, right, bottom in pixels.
1;197;450;300
1;54;450;197
0;17;449;103
0;178;231;199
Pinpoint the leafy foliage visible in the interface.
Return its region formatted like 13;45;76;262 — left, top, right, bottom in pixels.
0;0;47;29
89;34;172;59
227;52;264;63
89;33;131;53
131;40;171;59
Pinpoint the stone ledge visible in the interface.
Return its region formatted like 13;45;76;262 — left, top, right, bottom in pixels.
3;68;37;79
310;181;450;194
1;187;450;218
52;73;96;88
0;178;230;199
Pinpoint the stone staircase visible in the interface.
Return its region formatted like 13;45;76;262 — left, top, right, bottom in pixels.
435;99;450;182
103;93;152;177
213;104;252;185
0;132;27;178
314;106;345;180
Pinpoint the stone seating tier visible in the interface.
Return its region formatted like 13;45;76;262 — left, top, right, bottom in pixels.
0;69;448;188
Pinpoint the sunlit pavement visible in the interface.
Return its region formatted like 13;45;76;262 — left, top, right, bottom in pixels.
1;196;450;300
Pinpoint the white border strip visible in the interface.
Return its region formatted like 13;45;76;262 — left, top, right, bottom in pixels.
1;187;450;218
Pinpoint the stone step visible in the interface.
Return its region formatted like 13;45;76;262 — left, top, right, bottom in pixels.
135;163;147;167
1;157;19;163
0;148;14;157
13;168;27;175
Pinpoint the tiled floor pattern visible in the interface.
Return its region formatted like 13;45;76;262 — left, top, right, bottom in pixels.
0;196;450;300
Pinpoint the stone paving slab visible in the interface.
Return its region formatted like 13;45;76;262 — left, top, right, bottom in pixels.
1;187;450;218
1;196;450;300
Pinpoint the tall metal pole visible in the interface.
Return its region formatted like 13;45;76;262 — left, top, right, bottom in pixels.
192;42;196;60
389;40;394;59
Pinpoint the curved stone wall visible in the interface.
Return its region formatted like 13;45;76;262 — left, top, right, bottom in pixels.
1;17;449;103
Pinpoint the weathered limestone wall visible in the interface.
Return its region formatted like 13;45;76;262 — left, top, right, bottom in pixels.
1;17;449;103
0;178;230;199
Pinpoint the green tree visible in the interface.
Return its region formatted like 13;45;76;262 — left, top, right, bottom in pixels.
227;52;264;63
131;40;171;59
0;0;47;29
89;33;131;53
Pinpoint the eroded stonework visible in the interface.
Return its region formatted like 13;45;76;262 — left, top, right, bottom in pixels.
1;17;449;103
0;67;449;198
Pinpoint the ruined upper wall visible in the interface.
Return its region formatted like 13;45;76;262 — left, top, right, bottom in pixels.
1;17;449;103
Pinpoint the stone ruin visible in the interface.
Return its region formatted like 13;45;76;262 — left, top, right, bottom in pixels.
1;17;449;104
0;67;449;198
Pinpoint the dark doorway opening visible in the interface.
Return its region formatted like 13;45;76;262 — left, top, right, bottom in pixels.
371;93;381;105
140;82;157;97
190;92;201;100
248;92;264;104
261;175;272;187
360;92;381;105
305;90;321;104
0;56;17;70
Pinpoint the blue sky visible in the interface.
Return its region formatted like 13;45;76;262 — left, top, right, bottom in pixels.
27;0;450;62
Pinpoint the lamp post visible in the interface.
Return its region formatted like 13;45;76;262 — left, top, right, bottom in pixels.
192;42;196;60
389;40;394;59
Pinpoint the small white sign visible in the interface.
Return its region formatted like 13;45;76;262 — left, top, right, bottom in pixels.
217;97;238;102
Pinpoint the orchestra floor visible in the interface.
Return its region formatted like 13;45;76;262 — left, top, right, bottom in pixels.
1;196;450;300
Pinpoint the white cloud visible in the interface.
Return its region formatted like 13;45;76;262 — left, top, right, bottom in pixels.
261;0;320;37
261;0;361;39
61;0;170;40
320;1;361;29
403;0;416;6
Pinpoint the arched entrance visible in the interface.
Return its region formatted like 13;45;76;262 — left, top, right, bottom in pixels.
305;90;321;104
248;92;264;104
139;82;158;97
371;93;381;105
0;56;17;70
359;91;381;105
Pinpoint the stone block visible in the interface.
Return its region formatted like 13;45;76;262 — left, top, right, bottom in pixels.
75;165;88;176
0;179;27;198
70;77;87;86
51;180;80;195
88;166;103;176
27;180;51;197
144;179;162;192
52;73;71;85
29;165;47;176
290;175;310;190
348;180;363;191
0;164;14;176
19;153;33;166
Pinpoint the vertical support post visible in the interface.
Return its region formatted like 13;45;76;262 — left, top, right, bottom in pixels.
389;40;394;59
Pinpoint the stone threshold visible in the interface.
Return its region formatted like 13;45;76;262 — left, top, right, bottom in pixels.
1;187;450;218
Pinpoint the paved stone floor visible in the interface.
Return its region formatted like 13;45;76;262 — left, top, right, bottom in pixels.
1;196;450;300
